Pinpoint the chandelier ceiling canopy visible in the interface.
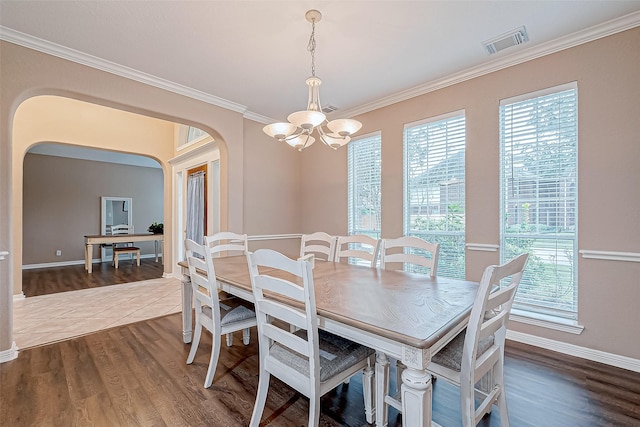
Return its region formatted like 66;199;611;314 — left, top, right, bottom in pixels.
263;10;362;151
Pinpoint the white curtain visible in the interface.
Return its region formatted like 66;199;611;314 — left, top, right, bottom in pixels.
186;171;205;245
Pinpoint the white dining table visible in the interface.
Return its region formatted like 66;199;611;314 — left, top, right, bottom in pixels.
178;255;478;427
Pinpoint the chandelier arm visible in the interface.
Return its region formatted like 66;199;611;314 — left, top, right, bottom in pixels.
282;128;304;141
319;134;339;150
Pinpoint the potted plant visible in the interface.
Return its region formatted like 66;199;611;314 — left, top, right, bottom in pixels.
148;222;164;234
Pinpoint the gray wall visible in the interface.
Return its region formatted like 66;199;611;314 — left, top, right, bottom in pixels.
23;153;164;264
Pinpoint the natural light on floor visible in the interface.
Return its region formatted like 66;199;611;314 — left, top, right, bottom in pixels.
13;278;181;349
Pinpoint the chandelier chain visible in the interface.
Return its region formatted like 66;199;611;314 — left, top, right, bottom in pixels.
307;18;316;77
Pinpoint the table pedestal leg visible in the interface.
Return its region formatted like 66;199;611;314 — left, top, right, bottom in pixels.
375;351;390;427
401;367;432;427
86;244;93;273
181;274;193;343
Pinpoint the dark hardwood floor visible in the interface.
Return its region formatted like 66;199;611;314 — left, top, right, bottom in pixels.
22;259;165;297
2;313;639;427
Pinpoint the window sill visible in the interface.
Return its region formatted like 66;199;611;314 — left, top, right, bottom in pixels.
509;309;584;335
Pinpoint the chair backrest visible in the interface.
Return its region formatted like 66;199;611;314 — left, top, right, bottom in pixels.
247;249;320;398
111;224;134;248
334;235;381;268
461;253;529;387
204;232;248;257
300;232;336;261
185;238;221;326
111;224;133;236
379;236;440;277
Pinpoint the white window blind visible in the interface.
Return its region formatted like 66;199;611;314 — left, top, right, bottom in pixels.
500;83;578;319
404;111;466;279
348;133;382;264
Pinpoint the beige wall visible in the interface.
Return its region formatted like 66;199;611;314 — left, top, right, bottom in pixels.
0;41;249;355
1;27;639;364
23;153;163;264
301;27;640;360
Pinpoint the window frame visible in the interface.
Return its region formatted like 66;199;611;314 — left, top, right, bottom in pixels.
499;81;579;321
403;110;466;279
348;131;382;242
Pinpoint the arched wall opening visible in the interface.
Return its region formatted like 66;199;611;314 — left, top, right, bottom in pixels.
11;94;227;296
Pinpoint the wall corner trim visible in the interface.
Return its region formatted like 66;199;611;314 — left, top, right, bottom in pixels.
0;342;19;363
506;330;640;373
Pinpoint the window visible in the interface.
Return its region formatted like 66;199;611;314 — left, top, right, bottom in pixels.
177;125;210;150
404;111;466;279
187;126;207;142
500;82;578;320
348;133;382;258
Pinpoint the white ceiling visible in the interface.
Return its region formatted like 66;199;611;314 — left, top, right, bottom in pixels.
1;1;640;124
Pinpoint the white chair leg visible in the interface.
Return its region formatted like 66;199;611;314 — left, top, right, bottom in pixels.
186;322;202;364
309;394;321;427
242;328;251;345
362;361;375;424
226;332;233;347
495;360;509;426
249;371;270;427
203;337;222;388
460;380;476;427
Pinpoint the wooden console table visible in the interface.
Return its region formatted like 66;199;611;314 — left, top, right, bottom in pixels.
84;233;164;273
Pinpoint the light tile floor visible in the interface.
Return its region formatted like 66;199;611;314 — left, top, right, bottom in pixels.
13;277;182;349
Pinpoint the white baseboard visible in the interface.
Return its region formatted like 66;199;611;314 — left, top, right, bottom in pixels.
13;292;25;301
0;341;19;363
506;330;640;373
22;254;162;270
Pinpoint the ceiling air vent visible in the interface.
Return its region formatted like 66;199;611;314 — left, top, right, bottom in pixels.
322;105;338;114
482;26;529;55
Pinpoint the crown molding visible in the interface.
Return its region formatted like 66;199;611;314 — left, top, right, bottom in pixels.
0;26;248;114
338;11;640;119
2;11;639;121
168;140;218;165
243;111;275;125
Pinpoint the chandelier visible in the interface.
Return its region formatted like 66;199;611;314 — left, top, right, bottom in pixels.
263;10;362;151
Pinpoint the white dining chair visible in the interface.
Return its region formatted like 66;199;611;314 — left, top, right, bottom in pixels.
204;231;248;256
334;234;381;268
203;232;250;346
300;232;336;262
247;249;376;427
379;235;440;277
110;224;140;269
379;235;440;395
184;238;257;388
382;253;529;427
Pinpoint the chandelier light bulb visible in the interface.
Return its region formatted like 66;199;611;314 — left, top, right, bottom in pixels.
287;135;316;150
327;119;362;137
288;110;326;129
263;122;297;140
